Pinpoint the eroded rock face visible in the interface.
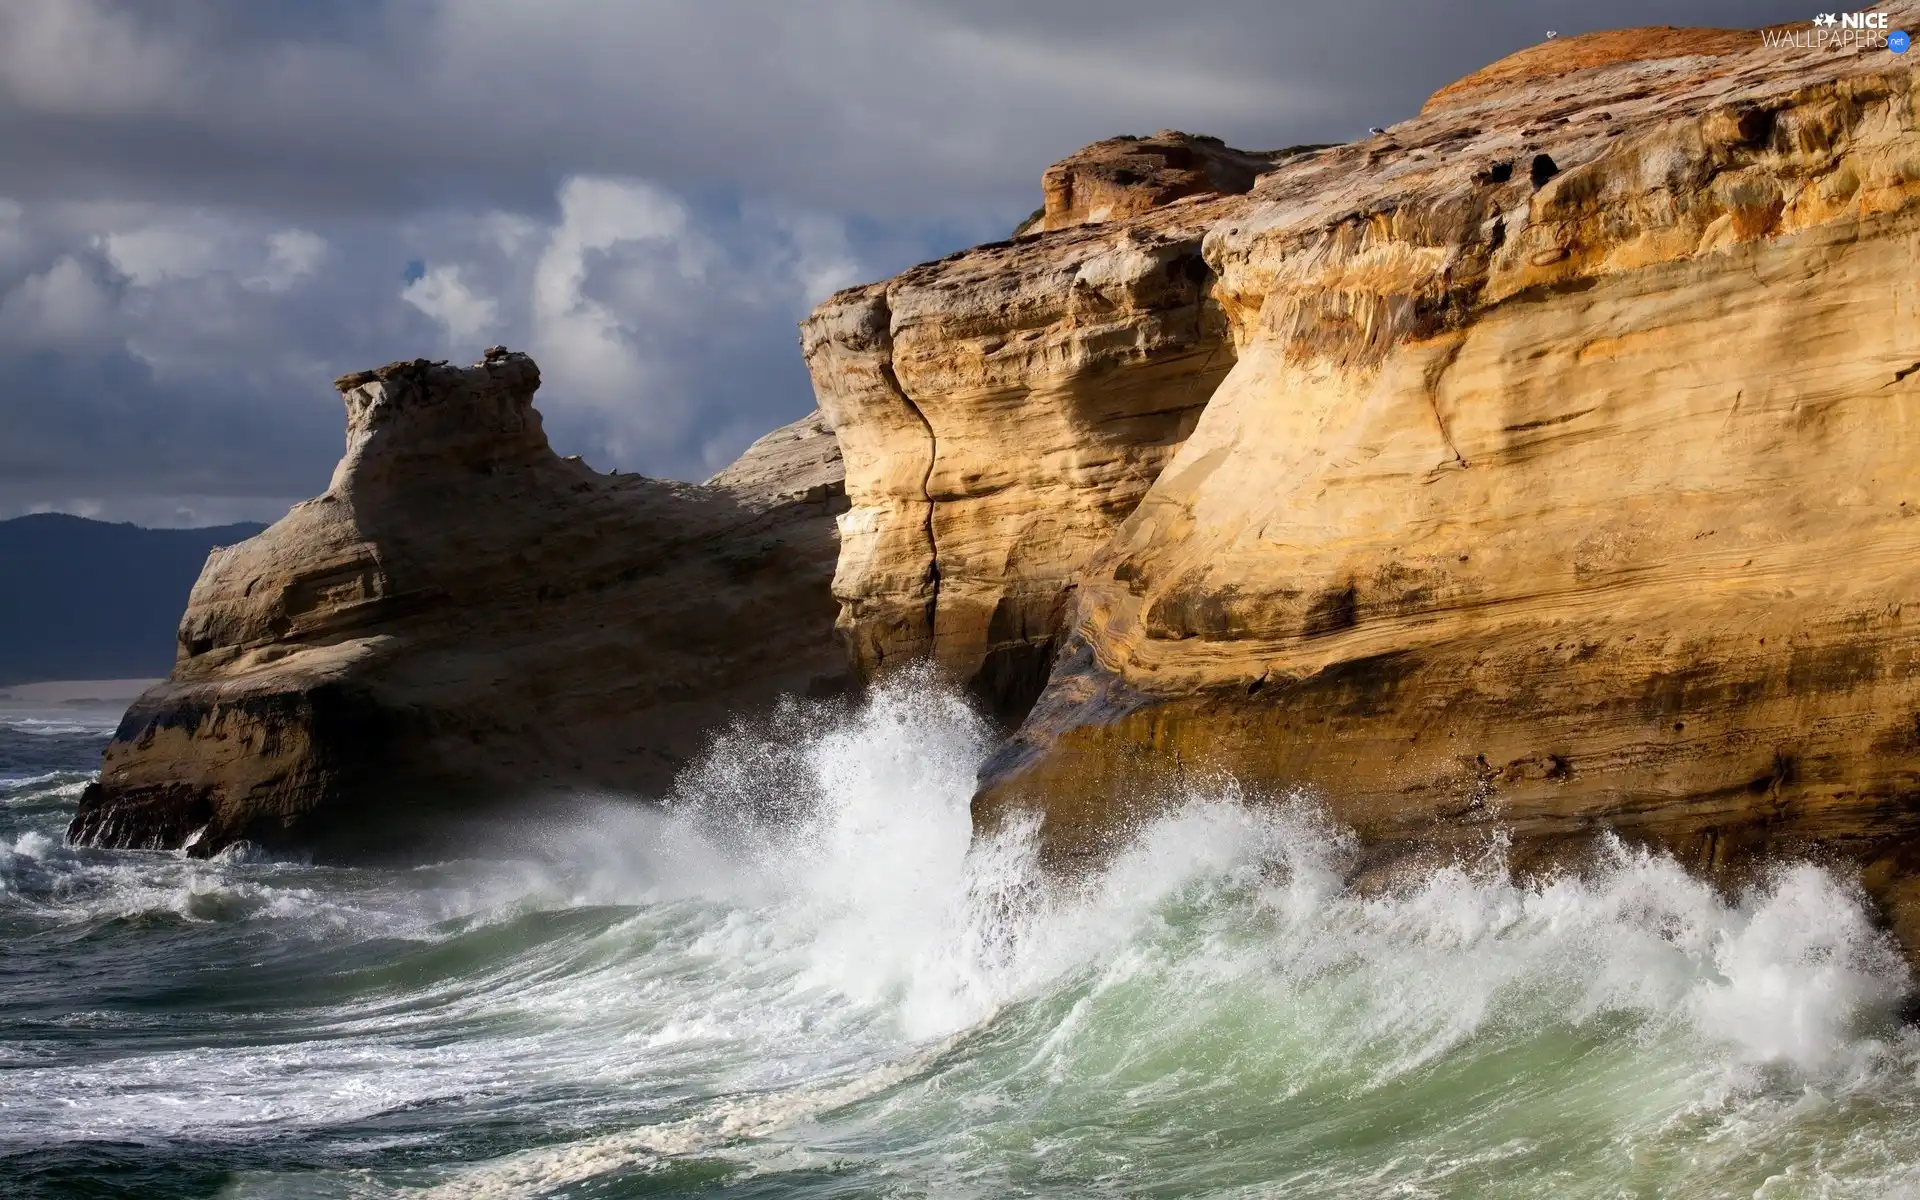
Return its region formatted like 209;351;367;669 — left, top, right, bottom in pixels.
1419;25;1763;113
917;25;1920;938
1026;131;1298;234
68;351;849;858
803;147;1290;720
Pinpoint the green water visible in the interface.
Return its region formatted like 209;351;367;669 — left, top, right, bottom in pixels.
4;681;1919;1198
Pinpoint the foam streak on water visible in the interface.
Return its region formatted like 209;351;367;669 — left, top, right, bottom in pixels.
3;675;1919;1198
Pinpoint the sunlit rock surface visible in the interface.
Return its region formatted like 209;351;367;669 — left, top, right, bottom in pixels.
1026;130;1303;234
802;139;1300;719
813;17;1920;949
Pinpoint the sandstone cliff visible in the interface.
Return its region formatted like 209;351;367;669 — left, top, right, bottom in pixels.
804;137;1299;720
68;351;848;858
811;19;1920;945
1021;130;1304;234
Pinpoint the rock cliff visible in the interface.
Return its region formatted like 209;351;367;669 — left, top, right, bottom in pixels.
1022;130;1303;234
69;350;848;858
811;19;1920;945
803;137;1302;720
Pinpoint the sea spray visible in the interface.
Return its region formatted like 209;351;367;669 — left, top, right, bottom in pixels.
3;678;1920;1198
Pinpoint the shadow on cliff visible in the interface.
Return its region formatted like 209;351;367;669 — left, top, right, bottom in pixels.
69;350;853;861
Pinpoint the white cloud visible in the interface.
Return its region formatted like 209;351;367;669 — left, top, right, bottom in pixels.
0;255;120;348
529;176;691;412
764;209;866;304
484;212;543;258
100;218;326;293
402;263;500;345
248;228;327;293
0;172;890;522
99;221;225;286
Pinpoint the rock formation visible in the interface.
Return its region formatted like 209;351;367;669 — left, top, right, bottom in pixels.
69;351;848;858
810;18;1920;947
804;141;1292;721
1018;131;1308;235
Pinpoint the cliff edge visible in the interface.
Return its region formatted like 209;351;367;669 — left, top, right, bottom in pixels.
809;17;1920;949
803;136;1295;722
69;350;849;858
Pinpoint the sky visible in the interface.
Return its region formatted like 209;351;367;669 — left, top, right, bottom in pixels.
0;0;1816;527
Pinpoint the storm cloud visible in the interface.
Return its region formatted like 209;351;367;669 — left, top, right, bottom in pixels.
0;0;1813;524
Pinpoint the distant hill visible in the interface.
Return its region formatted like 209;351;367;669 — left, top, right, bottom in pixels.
0;514;268;686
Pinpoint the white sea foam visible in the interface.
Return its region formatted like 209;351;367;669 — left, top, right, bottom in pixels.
4;672;1916;1198
0;714;120;736
379;673;1920;1197
0;770;91;795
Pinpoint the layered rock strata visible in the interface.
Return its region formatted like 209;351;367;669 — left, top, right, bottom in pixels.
807;18;1920;944
1022;130;1304;234
804;138;1303;720
966;21;1920;940
69;351;848;858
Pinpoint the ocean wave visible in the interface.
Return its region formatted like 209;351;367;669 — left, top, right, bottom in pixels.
0;770;92;796
0;714;121;736
5;672;1919;1198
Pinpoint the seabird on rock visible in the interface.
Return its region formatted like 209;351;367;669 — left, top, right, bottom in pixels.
1368;126;1387;135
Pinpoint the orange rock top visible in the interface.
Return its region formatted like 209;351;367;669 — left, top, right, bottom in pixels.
1029;131;1297;233
1423;26;1765;113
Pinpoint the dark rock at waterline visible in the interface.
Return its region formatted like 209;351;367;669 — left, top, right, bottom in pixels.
69;351;852;859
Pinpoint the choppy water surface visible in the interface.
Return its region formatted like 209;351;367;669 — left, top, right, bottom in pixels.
4;676;1920;1198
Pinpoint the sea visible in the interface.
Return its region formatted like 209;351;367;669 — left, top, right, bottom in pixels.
4;671;1920;1198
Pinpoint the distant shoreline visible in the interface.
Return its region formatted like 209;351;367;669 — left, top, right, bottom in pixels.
0;679;160;705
